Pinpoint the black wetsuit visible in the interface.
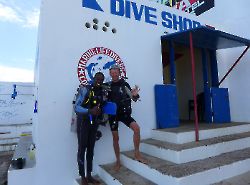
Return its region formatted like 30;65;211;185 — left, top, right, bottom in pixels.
108;79;135;131
75;85;103;177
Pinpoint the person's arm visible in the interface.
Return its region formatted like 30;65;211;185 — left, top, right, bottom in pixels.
74;87;88;114
125;82;140;102
74;86;102;115
131;92;140;102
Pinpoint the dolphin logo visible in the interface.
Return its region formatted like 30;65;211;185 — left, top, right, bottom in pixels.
86;62;98;83
82;0;103;12
103;60;116;70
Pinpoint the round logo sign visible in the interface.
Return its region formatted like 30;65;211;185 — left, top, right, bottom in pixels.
78;47;126;85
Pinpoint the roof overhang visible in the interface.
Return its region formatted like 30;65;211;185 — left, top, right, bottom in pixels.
161;26;250;50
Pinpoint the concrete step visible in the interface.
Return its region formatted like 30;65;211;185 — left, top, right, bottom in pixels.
152;122;250;144
0;137;19;144
0;143;16;152
212;171;250;185
74;176;106;185
0;123;32;139
7;135;35;185
120;148;250;185
0;136;19;152
98;163;156;185
0;124;29;152
141;131;250;164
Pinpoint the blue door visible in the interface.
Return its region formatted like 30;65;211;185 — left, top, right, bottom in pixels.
211;87;231;123
155;84;179;128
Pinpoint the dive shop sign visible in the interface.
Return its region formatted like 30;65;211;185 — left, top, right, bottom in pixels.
82;0;202;32
77;47;126;85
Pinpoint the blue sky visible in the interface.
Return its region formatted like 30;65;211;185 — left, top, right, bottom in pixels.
0;0;40;82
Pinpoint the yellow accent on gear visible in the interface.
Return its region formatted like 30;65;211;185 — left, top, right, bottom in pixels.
85;90;94;104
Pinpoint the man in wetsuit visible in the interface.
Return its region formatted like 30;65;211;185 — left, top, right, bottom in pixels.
75;72;105;185
108;64;146;171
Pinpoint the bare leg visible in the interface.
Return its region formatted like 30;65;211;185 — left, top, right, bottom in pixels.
130;122;147;164
112;131;121;171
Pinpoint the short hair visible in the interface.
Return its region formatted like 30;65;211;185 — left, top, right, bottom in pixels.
94;72;104;78
109;64;120;70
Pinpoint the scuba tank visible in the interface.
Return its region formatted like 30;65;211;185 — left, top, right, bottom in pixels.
70;90;78;133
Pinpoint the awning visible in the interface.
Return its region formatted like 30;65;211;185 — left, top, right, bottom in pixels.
161;26;250;50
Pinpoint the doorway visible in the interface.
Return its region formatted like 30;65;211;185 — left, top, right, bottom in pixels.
161;41;214;123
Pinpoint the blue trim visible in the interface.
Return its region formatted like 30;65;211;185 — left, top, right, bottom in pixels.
209;50;219;87
161;26;250;50
82;0;103;12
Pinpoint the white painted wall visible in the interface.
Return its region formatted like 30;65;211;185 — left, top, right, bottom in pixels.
0;82;34;125
199;0;250;122
33;0;206;185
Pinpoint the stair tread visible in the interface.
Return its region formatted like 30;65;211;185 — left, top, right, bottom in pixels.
0;142;17;146
212;171;250;185
154;122;250;133
76;176;106;185
0;137;19;140
142;131;250;151
0;123;32;127
101;163;156;185
122;147;250;178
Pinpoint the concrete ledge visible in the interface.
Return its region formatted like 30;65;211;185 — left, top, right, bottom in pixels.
152;123;250;144
0;137;19;145
179;159;250;185
8;135;35;185
9;135;35;170
121;148;250;185
0;123;32;139
8;167;35;185
141;131;250;163
0;123;32;127
212;171;250;185
0;143;17;152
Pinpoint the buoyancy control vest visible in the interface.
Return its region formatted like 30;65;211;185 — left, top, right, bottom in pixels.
81;85;109;125
109;79;132;115
81;85;104;109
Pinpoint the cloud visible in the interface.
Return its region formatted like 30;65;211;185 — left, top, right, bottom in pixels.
0;3;22;23
23;8;40;28
0;66;34;82
0;2;40;28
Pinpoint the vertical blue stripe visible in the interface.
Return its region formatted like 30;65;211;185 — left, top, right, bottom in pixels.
202;49;212;123
209;50;219;87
